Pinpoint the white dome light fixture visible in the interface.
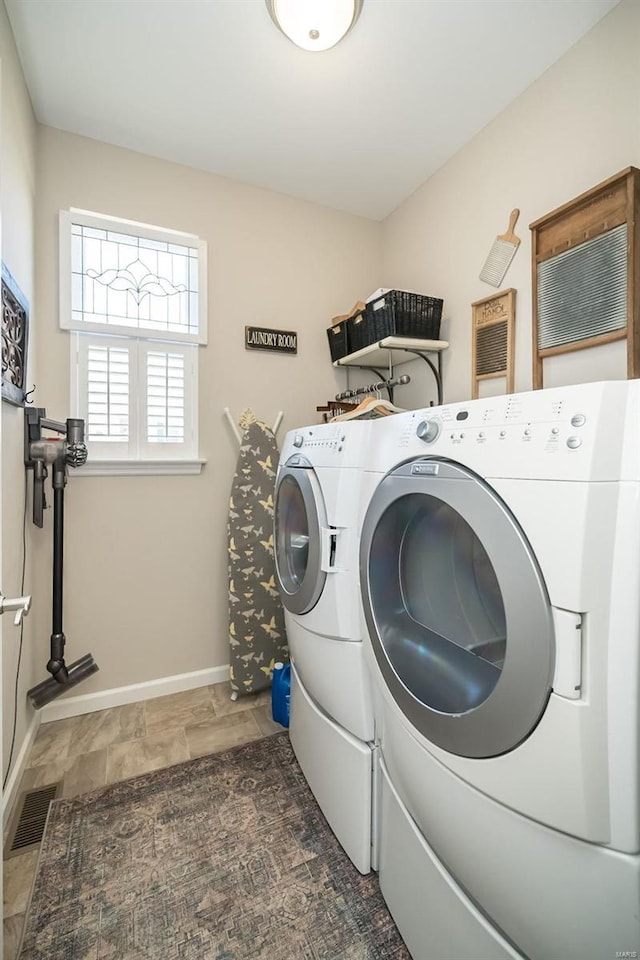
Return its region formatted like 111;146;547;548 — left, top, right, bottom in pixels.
265;0;364;52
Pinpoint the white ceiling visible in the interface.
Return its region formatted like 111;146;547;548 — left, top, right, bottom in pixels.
6;0;620;220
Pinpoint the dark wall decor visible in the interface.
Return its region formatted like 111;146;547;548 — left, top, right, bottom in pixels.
245;326;297;354
1;263;30;406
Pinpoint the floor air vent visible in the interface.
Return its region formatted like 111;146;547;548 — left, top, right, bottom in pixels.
4;782;60;858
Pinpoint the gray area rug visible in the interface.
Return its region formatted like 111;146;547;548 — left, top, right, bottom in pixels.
19;732;410;959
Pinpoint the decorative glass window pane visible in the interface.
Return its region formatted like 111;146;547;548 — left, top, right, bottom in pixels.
71;223;198;336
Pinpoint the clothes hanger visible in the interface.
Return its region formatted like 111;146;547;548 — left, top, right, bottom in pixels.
369;397;406;415
330;395;405;422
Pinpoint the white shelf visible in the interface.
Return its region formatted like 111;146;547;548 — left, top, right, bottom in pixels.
332;336;449;369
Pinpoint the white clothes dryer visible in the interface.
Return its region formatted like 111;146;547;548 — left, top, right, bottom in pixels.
359;381;640;960
274;420;375;873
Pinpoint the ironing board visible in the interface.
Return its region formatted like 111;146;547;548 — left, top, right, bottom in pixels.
227;417;288;696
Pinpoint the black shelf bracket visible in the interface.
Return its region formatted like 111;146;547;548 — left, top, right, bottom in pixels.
388;347;444;406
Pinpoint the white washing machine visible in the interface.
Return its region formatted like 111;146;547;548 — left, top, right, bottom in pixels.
274;420;375;873
358;381;640;960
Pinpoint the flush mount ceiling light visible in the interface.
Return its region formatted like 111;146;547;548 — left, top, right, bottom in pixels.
265;0;364;52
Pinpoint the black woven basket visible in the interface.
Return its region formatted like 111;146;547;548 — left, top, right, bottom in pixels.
326;320;350;362
347;310;371;353
367;290;443;343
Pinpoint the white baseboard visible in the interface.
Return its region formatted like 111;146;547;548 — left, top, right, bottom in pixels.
3;710;41;826
39;665;230;724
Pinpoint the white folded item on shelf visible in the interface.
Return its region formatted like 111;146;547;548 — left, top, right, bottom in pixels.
365;288;391;303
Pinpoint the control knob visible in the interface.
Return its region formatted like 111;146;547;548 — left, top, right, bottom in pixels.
416;419;441;444
293;434;304;448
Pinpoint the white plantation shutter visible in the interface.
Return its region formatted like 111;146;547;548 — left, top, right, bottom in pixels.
139;342;196;458
86;344;130;442
73;334;135;459
72;334;197;464
146;351;185;443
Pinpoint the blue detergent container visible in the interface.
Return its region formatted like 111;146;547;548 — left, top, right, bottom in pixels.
272;661;291;727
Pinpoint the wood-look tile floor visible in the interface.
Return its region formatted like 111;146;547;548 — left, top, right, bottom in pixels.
2;681;284;959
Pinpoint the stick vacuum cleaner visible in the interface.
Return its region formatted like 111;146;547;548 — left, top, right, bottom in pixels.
25;408;99;709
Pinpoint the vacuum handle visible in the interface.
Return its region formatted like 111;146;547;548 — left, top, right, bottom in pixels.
0;595;32;626
52;480;64;636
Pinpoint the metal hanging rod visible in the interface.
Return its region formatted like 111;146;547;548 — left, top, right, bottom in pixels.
336;374;410;402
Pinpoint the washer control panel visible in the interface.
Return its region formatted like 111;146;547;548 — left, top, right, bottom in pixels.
406;396;592;455
289;426;347;452
369;380;639;482
280;420;371;468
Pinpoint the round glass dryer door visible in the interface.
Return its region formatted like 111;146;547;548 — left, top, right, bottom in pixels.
274;456;327;615
360;458;555;758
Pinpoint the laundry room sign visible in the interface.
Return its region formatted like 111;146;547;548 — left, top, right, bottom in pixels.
245;326;297;354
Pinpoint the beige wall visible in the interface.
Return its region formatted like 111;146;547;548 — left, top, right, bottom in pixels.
35;127;382;694
382;0;640;410
0;3;38;779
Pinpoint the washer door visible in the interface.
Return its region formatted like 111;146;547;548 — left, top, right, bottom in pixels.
360;458;555;758
274;456;327;615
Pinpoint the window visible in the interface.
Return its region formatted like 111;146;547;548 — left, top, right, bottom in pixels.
61;209;207;475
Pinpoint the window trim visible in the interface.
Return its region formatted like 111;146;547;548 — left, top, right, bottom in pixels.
59;208;208;346
63;208;207;476
73;458;206;478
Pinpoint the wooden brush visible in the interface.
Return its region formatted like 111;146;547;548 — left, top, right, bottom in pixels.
480;209;521;287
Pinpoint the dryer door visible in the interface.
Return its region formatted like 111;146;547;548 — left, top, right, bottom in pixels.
274;455;328;615
360;458;555;758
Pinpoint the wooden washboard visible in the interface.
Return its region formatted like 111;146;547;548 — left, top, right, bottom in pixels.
530;167;640;389
471;288;515;399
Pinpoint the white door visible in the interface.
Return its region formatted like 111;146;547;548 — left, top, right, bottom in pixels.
360;457;555;758
274;456;328;615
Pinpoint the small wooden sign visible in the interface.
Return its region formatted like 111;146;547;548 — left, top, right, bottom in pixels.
245;326;297;354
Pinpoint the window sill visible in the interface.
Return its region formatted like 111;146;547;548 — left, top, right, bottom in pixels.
74;459;206;477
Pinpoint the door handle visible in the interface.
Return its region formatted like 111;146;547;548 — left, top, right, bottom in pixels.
0;595;32;626
320;527;341;573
